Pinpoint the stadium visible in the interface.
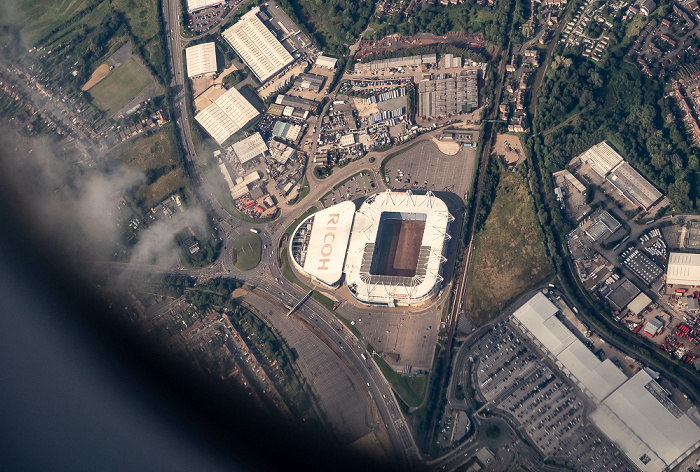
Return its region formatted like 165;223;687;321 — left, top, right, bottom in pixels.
289;190;453;306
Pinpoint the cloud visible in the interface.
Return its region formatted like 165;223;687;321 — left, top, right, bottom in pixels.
0;125;205;277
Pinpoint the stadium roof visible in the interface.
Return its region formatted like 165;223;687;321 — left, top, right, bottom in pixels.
315;54;337;69
194;87;259;145
578;141;624;178
607;162;663;210
231;132;267;164
590;368;700;472
289;201;356;287
512;292;626;403
666;252;700;285
187;0;224;13
344;191;453;305
222;7;294;83
185;42;217;78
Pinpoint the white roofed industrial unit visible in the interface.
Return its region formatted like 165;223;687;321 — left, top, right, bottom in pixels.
512;292;626;403
315;54;338;69
578;141;624;178
513;292;700;471
590;368;700;472
231;132;267;164
185;42;217;78
222;7;294;83
289;202;356;287
195;86;259;145
666;252;700;285
187;0;224;13
627;292;652;315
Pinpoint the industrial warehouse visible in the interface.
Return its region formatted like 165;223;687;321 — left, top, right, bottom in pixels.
185;42;217;78
512;292;700;472
418;70;479;120
577;141;663;210
222;7;294;83
194;86;259;145
289;191;453;306
666;252;700;285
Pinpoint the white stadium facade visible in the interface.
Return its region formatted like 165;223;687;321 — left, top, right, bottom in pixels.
289;191;453;306
512;292;700;472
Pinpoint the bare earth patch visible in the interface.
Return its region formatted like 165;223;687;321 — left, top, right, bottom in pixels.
432;137;461;155
81;63;110;91
491;133;526;166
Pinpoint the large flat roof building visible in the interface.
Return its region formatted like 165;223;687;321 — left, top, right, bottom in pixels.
231;132;267;164
590;368;700;472
622;248;663;286
513;292;700;472
419;70;479;119
315;54;337;69
579;141;624;178
185;42;217;78
607;162;663;210
666;252;700;285
187;0;224;13
195;86;259;145
294;72;326;93
511;292;627;403
578;141;663;210
222;7;294;83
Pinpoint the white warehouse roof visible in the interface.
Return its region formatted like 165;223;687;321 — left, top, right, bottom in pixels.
222;7;294;83
231;132;267;164
315;54;338;69
195;86;259;145
185;42;217;78
187;0;224;13
512;292;626;403
666;252;700;285
590;368;700;472
579;141;624;178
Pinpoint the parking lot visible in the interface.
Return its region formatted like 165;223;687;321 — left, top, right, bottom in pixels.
385;139;477;202
321;170;382;208
187;2;230;34
465;321;632;472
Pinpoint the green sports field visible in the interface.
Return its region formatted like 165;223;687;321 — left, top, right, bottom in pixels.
88;58;151;117
233;233;262;270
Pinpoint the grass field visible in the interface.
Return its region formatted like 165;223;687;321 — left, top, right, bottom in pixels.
111;0;161;45
465;171;553;326
374;354;427;408
89;58;151;116
19;0;95;45
233;233;262;270
115;124;189;211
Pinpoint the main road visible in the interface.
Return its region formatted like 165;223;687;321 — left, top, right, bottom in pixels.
159;0;426;466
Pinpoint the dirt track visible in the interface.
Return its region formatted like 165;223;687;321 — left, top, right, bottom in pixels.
81;64;110;91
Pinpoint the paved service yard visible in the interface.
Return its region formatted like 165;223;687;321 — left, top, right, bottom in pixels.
350;307;442;371
385;139;477;201
459;320;633;472
321;170;380;208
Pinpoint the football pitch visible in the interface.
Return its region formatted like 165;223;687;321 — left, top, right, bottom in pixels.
372;219;425;277
88;58;151;117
